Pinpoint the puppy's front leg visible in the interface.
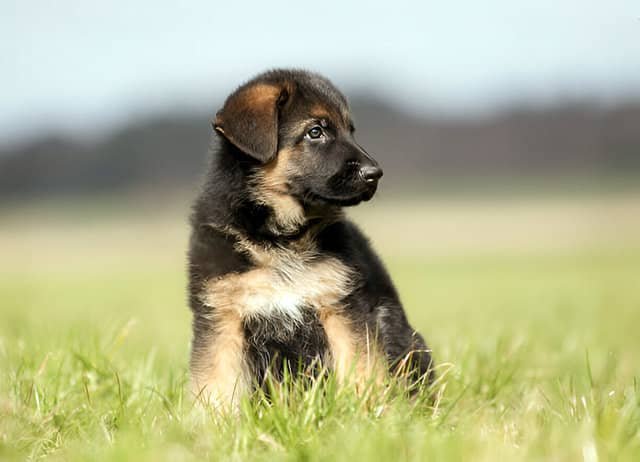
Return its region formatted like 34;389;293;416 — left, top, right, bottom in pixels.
191;268;275;409
319;308;386;390
190;310;249;410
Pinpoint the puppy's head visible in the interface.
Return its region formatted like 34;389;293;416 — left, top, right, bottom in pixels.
214;69;382;213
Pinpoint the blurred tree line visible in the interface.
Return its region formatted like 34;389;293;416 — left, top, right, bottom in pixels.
1;96;638;199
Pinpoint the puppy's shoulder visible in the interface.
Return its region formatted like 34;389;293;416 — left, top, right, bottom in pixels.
317;218;398;296
189;223;251;283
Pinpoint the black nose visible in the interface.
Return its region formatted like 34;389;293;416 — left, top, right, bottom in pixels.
359;165;383;183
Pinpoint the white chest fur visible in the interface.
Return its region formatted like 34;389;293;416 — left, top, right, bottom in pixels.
201;236;354;323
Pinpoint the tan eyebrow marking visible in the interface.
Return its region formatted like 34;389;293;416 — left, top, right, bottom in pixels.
309;103;352;129
309;104;332;121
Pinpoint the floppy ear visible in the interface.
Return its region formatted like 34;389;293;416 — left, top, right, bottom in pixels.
213;82;291;163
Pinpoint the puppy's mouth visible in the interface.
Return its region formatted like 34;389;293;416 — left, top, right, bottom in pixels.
302;186;377;207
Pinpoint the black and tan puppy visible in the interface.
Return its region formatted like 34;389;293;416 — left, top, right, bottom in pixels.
188;69;433;407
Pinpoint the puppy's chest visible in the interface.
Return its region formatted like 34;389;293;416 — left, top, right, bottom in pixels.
204;250;354;323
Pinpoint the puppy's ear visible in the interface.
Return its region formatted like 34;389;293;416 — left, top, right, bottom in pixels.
213;82;291;163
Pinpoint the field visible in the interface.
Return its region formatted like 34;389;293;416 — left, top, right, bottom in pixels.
1;190;640;461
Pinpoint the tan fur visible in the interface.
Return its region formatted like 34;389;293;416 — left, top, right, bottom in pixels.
214;82;288;162
318;310;386;388
309;104;332;121
242;83;282;106
191;310;249;409
249;147;306;235
309;103;349;129
214;83;281;130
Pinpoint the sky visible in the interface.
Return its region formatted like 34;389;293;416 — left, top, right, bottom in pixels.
2;0;640;145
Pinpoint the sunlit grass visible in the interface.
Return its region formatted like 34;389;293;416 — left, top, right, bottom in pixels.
1;194;640;460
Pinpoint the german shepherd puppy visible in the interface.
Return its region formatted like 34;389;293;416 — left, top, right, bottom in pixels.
188;69;433;407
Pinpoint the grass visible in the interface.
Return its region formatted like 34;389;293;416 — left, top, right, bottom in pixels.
1;193;640;460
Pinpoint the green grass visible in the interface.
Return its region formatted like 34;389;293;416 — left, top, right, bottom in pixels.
1;195;640;461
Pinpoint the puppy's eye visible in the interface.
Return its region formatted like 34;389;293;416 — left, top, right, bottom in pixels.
306;126;324;140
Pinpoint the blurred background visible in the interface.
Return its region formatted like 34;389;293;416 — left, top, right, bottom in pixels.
2;0;640;200
1;1;640;366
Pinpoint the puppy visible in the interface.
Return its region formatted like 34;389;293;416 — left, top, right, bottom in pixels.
188;69;433;407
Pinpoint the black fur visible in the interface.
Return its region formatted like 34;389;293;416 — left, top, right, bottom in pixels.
243;308;329;384
188;69;434;394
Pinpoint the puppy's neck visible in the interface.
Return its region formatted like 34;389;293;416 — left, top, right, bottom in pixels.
208;208;340;256
242;200;343;244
